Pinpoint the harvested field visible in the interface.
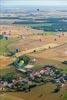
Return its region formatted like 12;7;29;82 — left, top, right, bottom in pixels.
0;83;67;100
4;34;67;52
0;25;67;67
0;56;16;68
28;43;67;62
0;25;44;37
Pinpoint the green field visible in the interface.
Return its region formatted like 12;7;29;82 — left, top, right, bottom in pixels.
0;38;21;55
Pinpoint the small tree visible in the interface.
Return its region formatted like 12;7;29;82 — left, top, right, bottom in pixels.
22;55;30;65
2;73;16;83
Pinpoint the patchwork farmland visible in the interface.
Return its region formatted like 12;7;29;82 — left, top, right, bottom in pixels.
0;17;67;100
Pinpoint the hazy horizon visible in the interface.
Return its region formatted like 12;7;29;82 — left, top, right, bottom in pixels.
0;0;67;13
1;5;67;13
1;0;67;8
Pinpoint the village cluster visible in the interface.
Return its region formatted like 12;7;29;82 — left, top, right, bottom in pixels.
0;65;67;92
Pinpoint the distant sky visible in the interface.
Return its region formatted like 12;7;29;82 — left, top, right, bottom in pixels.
0;0;67;8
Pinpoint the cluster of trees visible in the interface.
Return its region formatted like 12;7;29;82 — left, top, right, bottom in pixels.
19;55;30;65
1;72;17;83
14;55;30;68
